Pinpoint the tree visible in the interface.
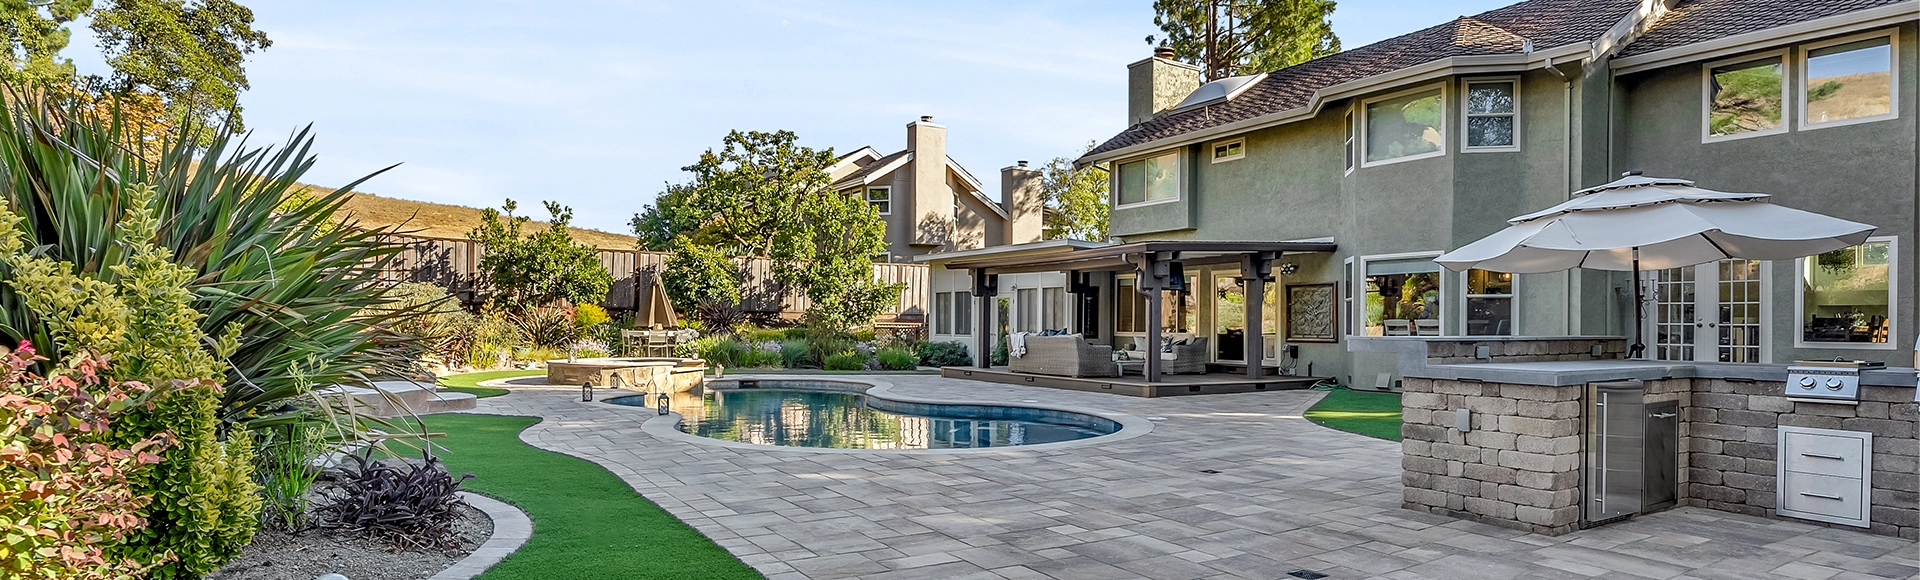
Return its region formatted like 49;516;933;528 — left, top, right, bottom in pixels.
1;0;271;128
1146;0;1340;81
1040;143;1110;241
470;199;613;312
638;130;899;332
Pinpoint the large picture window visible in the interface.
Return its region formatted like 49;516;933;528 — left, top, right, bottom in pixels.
1798;239;1895;346
1113;275;1195;334
1706;56;1786;139
1463;80;1517;150
1465;269;1514;336
1362;257;1443;336
1803;35;1895;128
1042;287;1066;330
933;291;973;336
1016;288;1039;333
1117;152;1180;206
1117;277;1142;333
1364;87;1444;165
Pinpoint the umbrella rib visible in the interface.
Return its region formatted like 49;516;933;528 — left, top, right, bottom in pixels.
1699;232;1734;262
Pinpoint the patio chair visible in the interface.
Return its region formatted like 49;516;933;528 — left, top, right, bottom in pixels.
645;332;673;357
620;330;646;356
1415;319;1441;336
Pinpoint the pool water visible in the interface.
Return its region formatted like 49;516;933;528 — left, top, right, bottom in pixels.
609;387;1115;449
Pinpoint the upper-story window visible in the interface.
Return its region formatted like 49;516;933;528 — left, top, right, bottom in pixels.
1802;34;1896;129
1211;139;1245;163
1363;85;1445;166
1463;79;1519;151
1705;53;1787;140
866;186;891;215
1116;151;1180;207
1342;110;1356;174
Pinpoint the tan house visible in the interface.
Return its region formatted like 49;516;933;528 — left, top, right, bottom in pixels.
830;116;1045;262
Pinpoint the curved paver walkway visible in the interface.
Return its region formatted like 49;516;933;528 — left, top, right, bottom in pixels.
464;375;1918;580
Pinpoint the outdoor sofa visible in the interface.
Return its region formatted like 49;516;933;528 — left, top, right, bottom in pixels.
1009;335;1118;378
1119;337;1210;375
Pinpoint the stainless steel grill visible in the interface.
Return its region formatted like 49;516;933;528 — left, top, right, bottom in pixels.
1784;360;1884;403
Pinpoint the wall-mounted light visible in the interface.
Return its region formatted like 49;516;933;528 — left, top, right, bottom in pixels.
1278;263;1300;276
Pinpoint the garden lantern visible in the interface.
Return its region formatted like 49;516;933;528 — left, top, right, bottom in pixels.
581;381;593;402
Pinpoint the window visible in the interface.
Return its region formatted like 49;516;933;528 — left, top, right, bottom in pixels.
1042;287;1066;330
1343;110;1356;173
1361;257;1443;336
1016;288;1039;332
1797;239;1895;347
953;292;972;335
1113;275;1195;334
1165;276;1197;334
1802;35;1895;128
1465;269;1514;336
935;292;953;335
1363;86;1444;165
1116;151;1180;206
1706;55;1786;139
1211;139;1245;163
866;187;892;215
1463;80;1518;150
1117;277;1143;333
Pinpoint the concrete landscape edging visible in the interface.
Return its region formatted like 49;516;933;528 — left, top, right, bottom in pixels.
427;492;533;580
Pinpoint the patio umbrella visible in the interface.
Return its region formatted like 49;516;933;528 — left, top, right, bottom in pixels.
1434;172;1876;358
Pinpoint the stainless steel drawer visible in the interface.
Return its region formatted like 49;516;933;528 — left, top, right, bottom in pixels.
1781;431;1865;478
1780;471;1866;522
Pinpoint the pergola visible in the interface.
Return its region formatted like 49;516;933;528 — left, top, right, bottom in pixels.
942;240;1337;383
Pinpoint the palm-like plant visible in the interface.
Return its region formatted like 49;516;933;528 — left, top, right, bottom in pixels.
0;88;422;430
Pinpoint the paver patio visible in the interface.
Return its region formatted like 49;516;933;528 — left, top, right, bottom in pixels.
463;375;1919;580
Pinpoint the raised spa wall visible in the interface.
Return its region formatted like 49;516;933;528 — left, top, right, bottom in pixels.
1352;336;1920;540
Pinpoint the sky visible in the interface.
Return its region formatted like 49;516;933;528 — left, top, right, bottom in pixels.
69;0;1514;234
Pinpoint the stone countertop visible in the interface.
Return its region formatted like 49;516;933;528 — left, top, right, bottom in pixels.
1350;336;1918;387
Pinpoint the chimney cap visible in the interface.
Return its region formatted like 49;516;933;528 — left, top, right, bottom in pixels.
1153;46;1176;60
919;115;933;122
1017;160;1028;167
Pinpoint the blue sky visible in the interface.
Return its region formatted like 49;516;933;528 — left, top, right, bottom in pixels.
70;0;1512;234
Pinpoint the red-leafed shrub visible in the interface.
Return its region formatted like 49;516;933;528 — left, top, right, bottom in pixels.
0;343;171;578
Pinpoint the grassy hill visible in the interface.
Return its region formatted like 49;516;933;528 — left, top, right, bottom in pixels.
309;184;641;250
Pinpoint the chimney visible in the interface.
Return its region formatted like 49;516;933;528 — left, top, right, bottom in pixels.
1002;160;1043;245
1128;47;1202;125
905;116;951;246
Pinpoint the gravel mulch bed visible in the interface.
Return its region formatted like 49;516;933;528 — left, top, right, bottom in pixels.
209;500;491;580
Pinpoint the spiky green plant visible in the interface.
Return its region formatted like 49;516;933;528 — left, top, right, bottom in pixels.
0;88;423;430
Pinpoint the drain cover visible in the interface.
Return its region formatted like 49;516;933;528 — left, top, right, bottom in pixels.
1287;571;1328;579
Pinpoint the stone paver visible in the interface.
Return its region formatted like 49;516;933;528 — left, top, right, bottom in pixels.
464;375;1920;579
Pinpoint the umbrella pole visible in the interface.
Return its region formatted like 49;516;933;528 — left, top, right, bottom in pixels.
1629;247;1646;360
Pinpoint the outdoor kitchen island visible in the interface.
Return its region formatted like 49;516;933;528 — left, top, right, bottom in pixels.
1352;336;1919;540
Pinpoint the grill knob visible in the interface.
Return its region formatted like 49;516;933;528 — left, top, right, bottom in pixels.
1799;377;1817;389
1825;378;1843;390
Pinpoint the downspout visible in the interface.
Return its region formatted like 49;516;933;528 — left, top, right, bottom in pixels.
1545;57;1576;335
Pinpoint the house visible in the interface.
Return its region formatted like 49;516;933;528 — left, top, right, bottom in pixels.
930;0;1915;391
829;116;1046;262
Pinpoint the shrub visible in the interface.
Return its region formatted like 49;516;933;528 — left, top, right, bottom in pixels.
736;326;789;343
852;328;878;342
992;338;1009;366
778;339;811;368
823;351;868;371
661;241;745;331
517;346;570;364
379;283;476;365
470;199;612;312
466;312;526;369
518;309;581;348
740;347;784;368
254;425;327;531
875;347;919;370
320;450;473;551
574;304;611;329
0;346;168;579
915;341;973;367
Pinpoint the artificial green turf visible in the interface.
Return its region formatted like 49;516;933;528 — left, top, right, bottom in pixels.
1303;389;1404;441
437;369;544;398
427;414;761;580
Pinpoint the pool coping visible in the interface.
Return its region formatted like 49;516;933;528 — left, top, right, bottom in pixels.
606;375;1155;454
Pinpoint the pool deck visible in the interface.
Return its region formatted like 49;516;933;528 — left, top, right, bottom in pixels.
940;366;1327;397
464;375;1919;580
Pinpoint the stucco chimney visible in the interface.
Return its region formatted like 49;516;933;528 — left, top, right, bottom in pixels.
1001;160;1043;245
905;116;951;246
1128;47;1202;125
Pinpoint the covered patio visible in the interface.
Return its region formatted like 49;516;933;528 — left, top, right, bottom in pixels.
940;240;1338;394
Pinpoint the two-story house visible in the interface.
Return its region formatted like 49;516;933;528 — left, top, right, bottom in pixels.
830;116;1046;262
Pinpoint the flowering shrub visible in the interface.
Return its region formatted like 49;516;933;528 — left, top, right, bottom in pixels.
0;344;170;579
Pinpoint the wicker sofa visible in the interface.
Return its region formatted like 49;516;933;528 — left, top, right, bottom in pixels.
1008;335;1118;378
1119;337;1210;374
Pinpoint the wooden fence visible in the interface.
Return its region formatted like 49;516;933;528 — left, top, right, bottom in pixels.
373;234;928;324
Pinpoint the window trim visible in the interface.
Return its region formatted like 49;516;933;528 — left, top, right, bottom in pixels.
1112;150;1184;209
866;186;892;216
1351;251;1447;337
1458;269;1519;336
1793;236;1898;351
1460;77;1522;153
1797;29;1900;132
1210;138;1246;163
1359;83;1449;168
1342;107;1357;175
1701;49;1791;143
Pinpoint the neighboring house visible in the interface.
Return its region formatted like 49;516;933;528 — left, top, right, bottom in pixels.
830;116;1046;262
931;0;1917;385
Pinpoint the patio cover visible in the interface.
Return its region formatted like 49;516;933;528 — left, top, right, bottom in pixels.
943;240;1337;383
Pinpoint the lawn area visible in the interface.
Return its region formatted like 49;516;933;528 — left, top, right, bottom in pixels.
428;413;761;580
1304;388;1403;441
438;369;545;398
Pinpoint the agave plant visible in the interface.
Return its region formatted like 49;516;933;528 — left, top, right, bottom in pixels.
0;87;426;431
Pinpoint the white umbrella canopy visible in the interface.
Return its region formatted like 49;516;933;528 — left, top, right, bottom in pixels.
1436;175;1876;273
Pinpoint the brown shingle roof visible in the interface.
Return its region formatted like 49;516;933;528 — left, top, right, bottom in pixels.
830;150;909;190
1084;0;1640;160
1618;0;1910;57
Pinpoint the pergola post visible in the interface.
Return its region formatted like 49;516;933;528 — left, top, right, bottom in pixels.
971;269;998;368
1241;253;1276;380
1135;253;1168;384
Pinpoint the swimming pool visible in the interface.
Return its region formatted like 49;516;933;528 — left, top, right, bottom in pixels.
606;380;1118;449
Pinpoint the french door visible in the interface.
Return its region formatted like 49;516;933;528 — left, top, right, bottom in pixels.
1649;259;1766;363
1210;272;1278;363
